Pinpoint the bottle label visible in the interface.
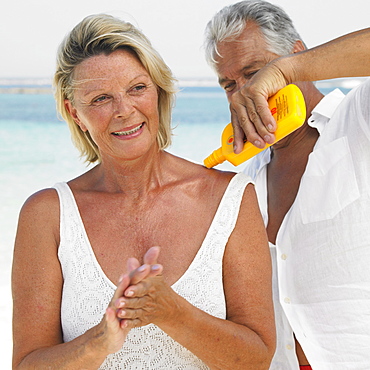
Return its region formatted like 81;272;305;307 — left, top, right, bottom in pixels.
274;94;289;121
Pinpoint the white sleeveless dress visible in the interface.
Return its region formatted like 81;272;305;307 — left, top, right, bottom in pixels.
54;172;252;369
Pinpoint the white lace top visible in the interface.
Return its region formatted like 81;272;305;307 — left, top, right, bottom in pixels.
54;172;252;369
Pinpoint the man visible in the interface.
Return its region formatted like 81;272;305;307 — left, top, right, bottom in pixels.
204;1;370;369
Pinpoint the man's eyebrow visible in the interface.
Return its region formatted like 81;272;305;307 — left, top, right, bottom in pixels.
240;61;261;76
218;77;231;86
218;62;261;85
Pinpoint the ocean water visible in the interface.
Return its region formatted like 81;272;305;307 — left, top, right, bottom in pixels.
0;82;354;366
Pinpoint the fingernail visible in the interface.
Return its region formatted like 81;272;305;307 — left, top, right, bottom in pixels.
254;140;261;147
151;264;160;271
138;265;146;272
126;290;134;297
264;135;272;143
267;124;274;132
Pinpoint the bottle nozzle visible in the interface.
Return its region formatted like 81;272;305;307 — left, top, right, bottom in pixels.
203;147;225;168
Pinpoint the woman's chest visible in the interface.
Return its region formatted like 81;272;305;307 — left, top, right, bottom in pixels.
78;199;215;285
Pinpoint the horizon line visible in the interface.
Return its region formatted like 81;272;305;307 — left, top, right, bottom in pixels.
0;77;367;94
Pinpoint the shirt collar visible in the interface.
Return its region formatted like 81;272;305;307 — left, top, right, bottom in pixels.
243;146;272;180
308;88;346;135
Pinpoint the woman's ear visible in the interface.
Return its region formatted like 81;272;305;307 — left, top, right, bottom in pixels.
64;99;87;132
292;40;306;53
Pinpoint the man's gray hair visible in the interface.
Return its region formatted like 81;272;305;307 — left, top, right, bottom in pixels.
204;0;303;69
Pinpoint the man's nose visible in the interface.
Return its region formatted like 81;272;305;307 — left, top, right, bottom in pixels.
235;76;248;92
227;78;246;100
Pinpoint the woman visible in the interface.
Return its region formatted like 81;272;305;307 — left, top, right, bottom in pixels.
12;14;275;369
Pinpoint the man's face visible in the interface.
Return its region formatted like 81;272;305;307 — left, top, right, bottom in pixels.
215;21;280;101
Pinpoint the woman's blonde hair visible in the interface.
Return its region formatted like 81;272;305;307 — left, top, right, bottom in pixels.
54;14;177;163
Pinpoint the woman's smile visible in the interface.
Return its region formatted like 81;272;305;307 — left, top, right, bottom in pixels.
112;122;145;138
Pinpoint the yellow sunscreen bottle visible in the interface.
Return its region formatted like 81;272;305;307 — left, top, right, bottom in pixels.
203;84;306;168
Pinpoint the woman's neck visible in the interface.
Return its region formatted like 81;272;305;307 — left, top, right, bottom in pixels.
89;149;169;198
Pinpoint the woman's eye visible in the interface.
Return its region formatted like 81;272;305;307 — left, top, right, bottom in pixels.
93;95;108;103
134;84;146;92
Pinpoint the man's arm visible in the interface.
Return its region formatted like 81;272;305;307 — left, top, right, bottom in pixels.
230;27;370;152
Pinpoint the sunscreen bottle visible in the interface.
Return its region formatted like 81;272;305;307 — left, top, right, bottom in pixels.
203;84;306;168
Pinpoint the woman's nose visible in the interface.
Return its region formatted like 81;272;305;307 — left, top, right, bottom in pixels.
114;94;135;119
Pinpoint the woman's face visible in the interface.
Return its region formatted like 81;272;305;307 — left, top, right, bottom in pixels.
65;49;160;162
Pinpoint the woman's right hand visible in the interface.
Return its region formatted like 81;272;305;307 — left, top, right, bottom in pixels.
94;247;163;355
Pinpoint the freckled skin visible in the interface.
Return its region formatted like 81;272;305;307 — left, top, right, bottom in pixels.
65;49;161;163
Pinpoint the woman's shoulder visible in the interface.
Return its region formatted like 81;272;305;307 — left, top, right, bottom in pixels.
201;168;238;192
175;155;232;178
169;153;235;178
20;187;60;220
167;154;240;199
15;187;61;248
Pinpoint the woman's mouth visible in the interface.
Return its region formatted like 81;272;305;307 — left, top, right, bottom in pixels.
112;123;144;136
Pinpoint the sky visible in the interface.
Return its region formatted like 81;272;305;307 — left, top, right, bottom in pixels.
1;0;369;82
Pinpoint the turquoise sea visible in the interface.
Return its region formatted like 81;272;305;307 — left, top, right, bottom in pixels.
0;82;355;367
